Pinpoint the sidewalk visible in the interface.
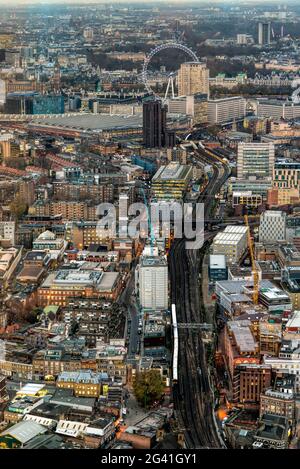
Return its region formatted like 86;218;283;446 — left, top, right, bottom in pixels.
123;390;148;426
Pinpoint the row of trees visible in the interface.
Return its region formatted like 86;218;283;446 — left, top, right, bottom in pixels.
210;84;292;99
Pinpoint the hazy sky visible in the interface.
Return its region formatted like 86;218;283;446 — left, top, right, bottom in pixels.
0;0;292;5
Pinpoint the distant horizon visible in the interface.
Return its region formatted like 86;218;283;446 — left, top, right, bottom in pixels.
0;0;296;5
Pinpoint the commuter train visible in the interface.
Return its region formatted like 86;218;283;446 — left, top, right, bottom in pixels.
203;146;229;165
171;303;178;385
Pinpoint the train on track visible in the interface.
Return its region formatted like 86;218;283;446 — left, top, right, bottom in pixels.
171;303;178;385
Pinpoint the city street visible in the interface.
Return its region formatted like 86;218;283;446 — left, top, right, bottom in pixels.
118;262;141;359
122;390;148;427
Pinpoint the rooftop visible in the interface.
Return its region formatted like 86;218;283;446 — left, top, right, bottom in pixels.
152;163;192;182
49;389;95;409
285;311;300;329
213;232;246;245
17;383;45;396
260;286;290;302
263;389;294;401
209;254;226;269
30;113;143;132
141;256;168;267
228;320;258;353
256;414;288;442
57;370;104;384
0;420;47;444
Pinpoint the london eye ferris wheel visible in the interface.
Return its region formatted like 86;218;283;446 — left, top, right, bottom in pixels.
141;42;200;101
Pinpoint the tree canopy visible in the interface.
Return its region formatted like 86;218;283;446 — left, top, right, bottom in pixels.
133;370;165;409
9;196;27;220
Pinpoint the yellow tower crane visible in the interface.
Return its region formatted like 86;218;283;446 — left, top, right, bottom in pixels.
244;214;259;304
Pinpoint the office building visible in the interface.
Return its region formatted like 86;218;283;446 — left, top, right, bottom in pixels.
264;355;300;393
258;22;271;45
4;93;32;114
232;191;263;208
30;94;64;114
4;93;64;115
230;177;273;200
259;323;282;356
177;62;209;97
38;268;121;306
259;284;291;315
56;371;102;398
208;97;246;124
237;34;254;45
194;93;208;124
143;99;165;148
212;225;248;264
208;254;228;281
0;133;13;159
151;162;193;201
166;148;187;164
258;210;286;242
32;230;66;259
143;100;174;149
66;221;114;249
273;160;300;192
257;99;300;120
233;364;272;407
167;95;194;116
267;187;299;206
137;256;168;310
68;95;81;111
0;221;15;245
237;142;275;179
260;389;295;423
224;320;259;378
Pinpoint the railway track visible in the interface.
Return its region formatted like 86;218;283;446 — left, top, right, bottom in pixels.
169;147;230;448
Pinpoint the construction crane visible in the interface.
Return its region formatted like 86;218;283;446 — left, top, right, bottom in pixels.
244;214;259;304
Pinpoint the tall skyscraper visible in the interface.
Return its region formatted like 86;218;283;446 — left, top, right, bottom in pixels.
143;100;175;148
137;256;168;310
258;22;271;45
237;142;275;179
177;62;209;97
